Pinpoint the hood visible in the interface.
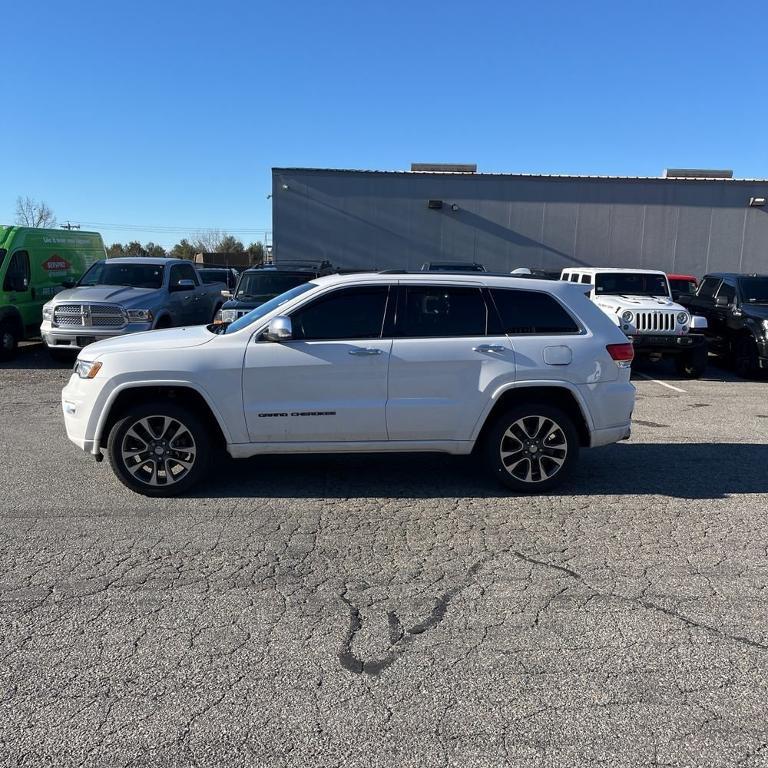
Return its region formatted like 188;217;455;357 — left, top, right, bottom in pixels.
52;286;159;306
223;297;265;310
596;295;683;313
741;304;768;320
80;326;215;358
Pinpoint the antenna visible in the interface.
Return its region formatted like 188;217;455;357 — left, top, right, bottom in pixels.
60;221;81;230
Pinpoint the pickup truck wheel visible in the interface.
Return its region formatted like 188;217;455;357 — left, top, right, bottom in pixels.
485;404;578;492
674;347;707;379
107;402;210;497
734;337;759;379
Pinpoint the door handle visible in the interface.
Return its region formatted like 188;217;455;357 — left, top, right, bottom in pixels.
472;344;506;353
348;347;382;356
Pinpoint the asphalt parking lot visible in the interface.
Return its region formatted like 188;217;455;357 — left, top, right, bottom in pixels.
2;344;768;768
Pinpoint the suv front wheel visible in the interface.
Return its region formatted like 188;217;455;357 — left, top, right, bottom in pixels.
485;404;579;492
107;402;211;496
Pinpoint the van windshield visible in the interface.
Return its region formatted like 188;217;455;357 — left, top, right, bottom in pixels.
595;273;670;297
78;262;165;289
222;282;315;334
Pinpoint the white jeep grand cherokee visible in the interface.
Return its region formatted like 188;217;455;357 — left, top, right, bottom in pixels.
61;272;635;496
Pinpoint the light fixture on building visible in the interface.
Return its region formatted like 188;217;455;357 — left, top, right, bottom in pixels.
427;199;443;209
749;197;766;207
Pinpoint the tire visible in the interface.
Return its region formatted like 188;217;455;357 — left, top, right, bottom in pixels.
0;320;19;362
674;346;707;379
733;336;759;379
485;404;579;493
107;401;211;497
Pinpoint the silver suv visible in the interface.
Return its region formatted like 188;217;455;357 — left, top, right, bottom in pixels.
61;273;636;496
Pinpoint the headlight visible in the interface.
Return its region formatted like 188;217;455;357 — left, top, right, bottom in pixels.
42;303;53;322
676;311;688;324
762;319;768;331
219;309;238;323
125;309;153;322
74;360;102;379
621;310;633;323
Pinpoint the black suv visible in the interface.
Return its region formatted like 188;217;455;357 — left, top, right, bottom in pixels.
678;272;768;377
217;261;336;323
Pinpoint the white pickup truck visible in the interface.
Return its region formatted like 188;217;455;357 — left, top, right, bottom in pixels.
61;272;636;496
561;268;708;378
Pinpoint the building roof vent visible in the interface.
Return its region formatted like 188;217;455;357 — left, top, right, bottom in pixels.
663;168;733;179
411;163;477;174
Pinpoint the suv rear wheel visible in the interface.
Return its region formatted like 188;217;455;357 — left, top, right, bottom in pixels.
674;346;707;379
485;404;579;492
107;402;211;496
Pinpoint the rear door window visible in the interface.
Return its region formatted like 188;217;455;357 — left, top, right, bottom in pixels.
399;286;487;337
490;289;580;334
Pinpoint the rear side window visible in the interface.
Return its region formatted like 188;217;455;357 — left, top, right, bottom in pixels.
490;289;580;335
698;277;721;298
291;286;389;340
400;286;487;337
580;275;591;284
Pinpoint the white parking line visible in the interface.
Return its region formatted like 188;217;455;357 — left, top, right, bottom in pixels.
634;372;687;393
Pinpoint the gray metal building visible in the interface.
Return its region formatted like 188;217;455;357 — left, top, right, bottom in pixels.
271;167;768;275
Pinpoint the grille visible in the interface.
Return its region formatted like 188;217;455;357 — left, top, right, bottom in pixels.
54;304;126;329
634;311;675;333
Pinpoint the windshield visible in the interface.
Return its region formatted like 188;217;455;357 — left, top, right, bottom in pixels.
738;277;768;303
198;270;227;284
235;272;310;299
595;272;670;297
428;263;485;272
669;278;697;295
79;262;165;289
223;282;315;334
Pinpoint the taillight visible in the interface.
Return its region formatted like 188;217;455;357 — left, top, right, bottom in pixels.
606;342;634;368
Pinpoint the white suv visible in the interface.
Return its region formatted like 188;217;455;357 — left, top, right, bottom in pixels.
61;273;636;496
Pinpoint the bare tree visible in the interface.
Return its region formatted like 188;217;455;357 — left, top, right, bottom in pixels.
191;229;225;253
15;196;57;228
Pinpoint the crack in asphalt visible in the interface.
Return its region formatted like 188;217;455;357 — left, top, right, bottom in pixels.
340;548;768;676
338;559;487;675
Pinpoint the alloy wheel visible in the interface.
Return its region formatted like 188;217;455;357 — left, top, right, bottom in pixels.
499;415;568;483
120;415;197;487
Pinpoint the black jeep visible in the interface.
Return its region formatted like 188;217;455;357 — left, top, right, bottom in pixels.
678;272;768;377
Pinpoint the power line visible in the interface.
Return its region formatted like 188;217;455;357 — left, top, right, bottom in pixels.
75;220;271;235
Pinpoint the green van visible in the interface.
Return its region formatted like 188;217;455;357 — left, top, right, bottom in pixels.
0;226;106;359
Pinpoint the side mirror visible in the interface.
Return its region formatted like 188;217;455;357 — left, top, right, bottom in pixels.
61;280;76;289
221;289;232;299
264;315;292;342
690;315;708;330
171;278;196;292
715;295;729;307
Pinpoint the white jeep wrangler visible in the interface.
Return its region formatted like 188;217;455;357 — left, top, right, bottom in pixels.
561;268;708;378
62;272;636;496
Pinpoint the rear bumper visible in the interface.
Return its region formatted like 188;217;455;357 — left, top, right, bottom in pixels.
590;422;632;448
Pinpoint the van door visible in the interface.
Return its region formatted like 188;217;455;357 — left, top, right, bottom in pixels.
3;250;36;336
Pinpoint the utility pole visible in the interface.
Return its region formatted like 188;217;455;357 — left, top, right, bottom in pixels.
60;221;81;230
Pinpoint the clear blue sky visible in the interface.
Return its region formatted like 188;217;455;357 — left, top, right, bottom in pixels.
2;0;765;248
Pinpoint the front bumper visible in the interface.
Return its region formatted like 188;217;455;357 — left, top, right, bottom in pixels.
630;333;706;355
61;372;109;454
41;320;153;350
